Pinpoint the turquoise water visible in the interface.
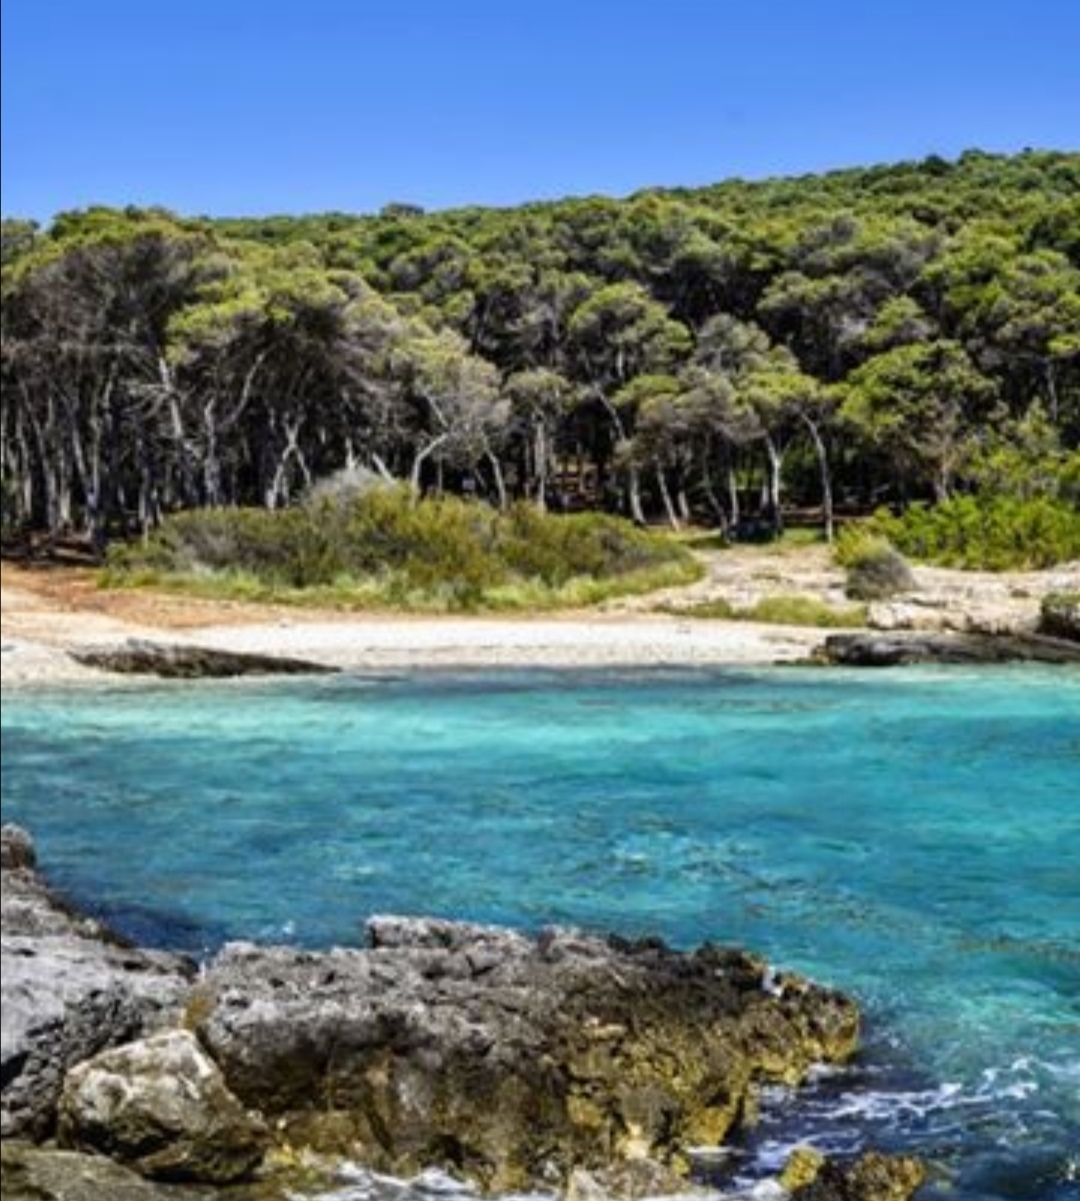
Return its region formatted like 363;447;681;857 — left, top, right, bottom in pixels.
1;666;1077;1200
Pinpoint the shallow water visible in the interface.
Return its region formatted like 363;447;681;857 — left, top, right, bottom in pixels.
2;666;1077;1200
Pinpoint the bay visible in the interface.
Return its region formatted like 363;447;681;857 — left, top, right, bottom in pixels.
2;666;1077;1200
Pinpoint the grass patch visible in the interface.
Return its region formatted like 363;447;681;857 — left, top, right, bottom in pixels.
657;593;867;628
102;488;703;612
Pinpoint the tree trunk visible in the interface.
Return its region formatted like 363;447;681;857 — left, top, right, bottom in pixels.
486;450;508;511
762;434;784;535
799;413;834;543
727;462;741;530
700;452;729;535
409;434;450;499
655;465;681;531
627;464;646;526
534;422;548;511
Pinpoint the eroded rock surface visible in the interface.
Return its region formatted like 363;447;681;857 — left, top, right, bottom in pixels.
1;826;193;1139
0;1141;218;1201
0;833;925;1200
820;630;1080;666
58;1029;269;1183
193;916;860;1193
787;1149;926;1200
70;638;338;678
1039;593;1079;642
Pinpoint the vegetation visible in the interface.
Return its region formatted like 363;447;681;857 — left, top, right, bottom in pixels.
3;150;1078;573
855;496;1080;570
836;532;916;600
658;594;867;628
104;486;701;611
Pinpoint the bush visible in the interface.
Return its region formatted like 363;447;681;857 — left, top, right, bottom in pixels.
837;533;915;600
852;495;1080;571
739;594;868;628
104;488;701;612
657;594;867;628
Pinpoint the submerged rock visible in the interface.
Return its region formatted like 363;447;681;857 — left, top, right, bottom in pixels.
819;630;1080;666
70;638;338;679
57;1029;269;1183
192;916;860;1194
1;826;193;1140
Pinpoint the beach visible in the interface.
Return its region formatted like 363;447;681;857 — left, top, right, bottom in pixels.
0;563;825;685
5;552;1076;686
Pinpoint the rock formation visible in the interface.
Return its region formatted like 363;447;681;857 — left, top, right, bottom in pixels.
1;828;926;1200
70;638;338;678
57;1030;269;1183
191;916;859;1193
1038;592;1079;642
1;826;193;1140
819;630;1080;665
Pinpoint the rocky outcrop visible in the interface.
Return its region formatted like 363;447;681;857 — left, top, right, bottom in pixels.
191;916;860;1194
70;639;338;679
1;826;193;1140
787;1149;926;1200
0;1141;218;1201
57;1030;269;1183
1039;592;1079;642
819;630;1080;666
1;832;923;1200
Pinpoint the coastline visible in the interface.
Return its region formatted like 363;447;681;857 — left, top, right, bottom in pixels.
3;551;1077;687
1;565;824;688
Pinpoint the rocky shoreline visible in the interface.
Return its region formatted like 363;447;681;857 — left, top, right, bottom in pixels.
0;825;925;1200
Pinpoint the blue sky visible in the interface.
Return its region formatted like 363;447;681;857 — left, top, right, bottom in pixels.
2;0;1077;221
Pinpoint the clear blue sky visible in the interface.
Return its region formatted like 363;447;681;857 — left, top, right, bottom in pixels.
2;0;1077;221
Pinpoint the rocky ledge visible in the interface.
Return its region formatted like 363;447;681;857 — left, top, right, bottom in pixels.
1;826;924;1200
818;630;1080;666
70;639;338;679
0;826;193;1141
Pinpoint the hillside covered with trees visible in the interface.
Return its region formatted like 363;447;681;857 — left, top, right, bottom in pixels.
2;150;1078;563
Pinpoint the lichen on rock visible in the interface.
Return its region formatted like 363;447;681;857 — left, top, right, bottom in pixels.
191;917;860;1193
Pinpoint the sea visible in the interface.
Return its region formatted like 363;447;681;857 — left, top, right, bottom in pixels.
2;665;1077;1200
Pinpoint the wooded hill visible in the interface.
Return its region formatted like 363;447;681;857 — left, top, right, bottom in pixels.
2;149;1078;548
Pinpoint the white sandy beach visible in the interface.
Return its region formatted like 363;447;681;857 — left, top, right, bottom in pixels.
0;564;826;686
5;551;1075;687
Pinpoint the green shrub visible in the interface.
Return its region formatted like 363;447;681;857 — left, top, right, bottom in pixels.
660;594;866;628
739;594;868;628
838;533;915;600
860;495;1080;571
104;488;701;612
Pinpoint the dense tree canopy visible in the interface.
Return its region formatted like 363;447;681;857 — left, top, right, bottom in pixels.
2;150;1078;546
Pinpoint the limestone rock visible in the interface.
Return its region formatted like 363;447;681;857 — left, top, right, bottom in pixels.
193;917;859;1193
1;826;193;1140
70;638;337;679
788;1150;925;1200
57;1029;269;1183
0;1141;218;1201
779;1145;827;1190
1039;592;1079;642
819;630;1080;666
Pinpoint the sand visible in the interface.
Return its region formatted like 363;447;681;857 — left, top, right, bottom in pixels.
5;549;1075;687
0;564;823;687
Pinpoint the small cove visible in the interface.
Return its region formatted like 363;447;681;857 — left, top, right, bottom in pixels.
1;665;1077;1201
